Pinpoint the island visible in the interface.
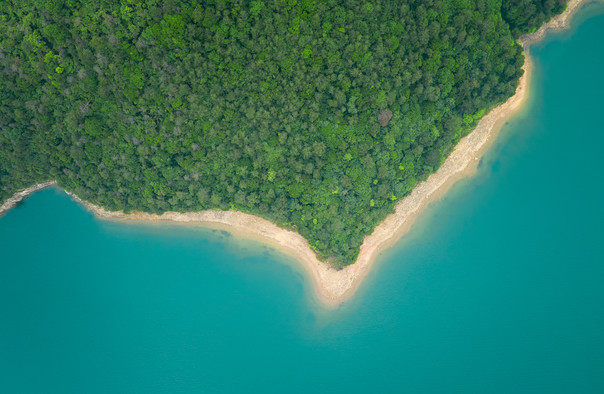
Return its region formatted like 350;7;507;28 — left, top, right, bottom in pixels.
0;0;592;306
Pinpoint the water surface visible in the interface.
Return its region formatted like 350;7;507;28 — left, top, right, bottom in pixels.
1;5;604;393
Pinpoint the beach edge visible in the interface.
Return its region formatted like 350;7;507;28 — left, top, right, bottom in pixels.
1;0;596;308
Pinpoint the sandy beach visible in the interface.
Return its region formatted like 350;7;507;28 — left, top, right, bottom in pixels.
1;0;596;307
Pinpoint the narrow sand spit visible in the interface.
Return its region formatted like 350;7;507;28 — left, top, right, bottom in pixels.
1;0;596;307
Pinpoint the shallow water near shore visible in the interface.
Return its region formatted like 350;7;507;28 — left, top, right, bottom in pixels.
2;5;604;393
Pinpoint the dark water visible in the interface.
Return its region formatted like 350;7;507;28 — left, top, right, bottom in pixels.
1;5;604;393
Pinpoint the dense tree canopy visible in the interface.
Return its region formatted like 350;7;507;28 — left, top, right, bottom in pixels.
502;0;567;37
0;0;567;266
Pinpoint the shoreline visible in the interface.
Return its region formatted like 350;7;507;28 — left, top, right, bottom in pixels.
0;0;595;307
0;181;57;216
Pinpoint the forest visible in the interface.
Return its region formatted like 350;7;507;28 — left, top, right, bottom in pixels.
0;0;567;266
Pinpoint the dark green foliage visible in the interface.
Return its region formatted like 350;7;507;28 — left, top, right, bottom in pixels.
502;0;568;38
0;0;565;266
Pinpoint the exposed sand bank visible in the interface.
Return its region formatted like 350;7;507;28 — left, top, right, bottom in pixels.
1;0;595;307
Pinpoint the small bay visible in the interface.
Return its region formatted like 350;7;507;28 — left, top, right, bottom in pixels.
1;5;604;393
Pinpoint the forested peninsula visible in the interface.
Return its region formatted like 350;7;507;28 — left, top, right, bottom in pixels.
1;0;567;266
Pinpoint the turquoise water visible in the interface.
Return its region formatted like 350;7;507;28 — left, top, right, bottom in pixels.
2;6;604;393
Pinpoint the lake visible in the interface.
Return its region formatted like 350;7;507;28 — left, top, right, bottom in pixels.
1;4;604;393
